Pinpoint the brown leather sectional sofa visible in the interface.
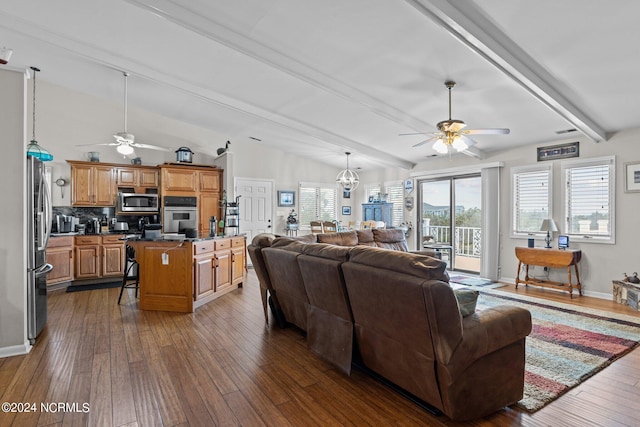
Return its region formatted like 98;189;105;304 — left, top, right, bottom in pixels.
247;230;532;420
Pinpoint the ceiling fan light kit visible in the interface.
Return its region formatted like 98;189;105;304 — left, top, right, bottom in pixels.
402;80;510;156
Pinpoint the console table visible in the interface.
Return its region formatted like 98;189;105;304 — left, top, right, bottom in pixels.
515;247;582;298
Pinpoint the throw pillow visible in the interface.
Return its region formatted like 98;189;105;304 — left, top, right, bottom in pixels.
454;289;479;317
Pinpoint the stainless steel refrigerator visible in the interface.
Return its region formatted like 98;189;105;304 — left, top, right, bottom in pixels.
27;155;53;344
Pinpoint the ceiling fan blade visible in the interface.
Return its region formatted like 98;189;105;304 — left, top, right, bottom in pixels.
399;132;437;136
412;136;439;148
131;143;171;151
464;128;510;135
76;142;118;147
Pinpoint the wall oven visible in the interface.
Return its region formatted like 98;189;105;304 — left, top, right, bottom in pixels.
117;193;159;213
163;196;198;233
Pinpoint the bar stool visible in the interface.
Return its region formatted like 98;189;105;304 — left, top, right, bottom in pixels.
118;244;139;305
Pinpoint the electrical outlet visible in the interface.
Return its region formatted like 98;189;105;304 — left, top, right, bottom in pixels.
162;253;169;265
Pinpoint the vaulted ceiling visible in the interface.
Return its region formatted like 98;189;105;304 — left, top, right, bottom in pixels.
1;0;638;171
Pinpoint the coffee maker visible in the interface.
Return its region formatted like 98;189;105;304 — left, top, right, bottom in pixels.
85;218;100;235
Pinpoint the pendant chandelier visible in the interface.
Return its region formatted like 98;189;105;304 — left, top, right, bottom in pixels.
336;152;359;192
26;66;53;161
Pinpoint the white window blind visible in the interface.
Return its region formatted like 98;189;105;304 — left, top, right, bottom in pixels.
299;183;337;228
384;181;403;227
364;184;381;203
563;156;615;242
511;166;551;236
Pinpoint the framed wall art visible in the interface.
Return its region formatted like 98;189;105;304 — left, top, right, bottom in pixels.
537;141;579;161
342;206;352;215
625;162;640;192
277;190;295;207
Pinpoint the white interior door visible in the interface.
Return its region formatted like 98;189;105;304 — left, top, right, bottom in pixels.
235;178;273;249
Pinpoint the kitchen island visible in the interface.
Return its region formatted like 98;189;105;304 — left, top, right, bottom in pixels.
128;234;246;312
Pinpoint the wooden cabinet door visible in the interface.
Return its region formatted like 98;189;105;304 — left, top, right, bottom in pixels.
46;248;74;285
231;246;245;285
139;169;159;187
163;168;197;191
199;193;220;234
71;164;93;205
199;171;220;192
194;254;215;300
214;250;232;292
94;166;115;206
116;168;137;186
102;244;125;277
75;245;100;279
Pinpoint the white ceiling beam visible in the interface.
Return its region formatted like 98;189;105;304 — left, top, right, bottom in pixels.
405;0;607;143
126;0;429;164
0;7;414;170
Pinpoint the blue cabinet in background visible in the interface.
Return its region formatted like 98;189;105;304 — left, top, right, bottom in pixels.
362;202;392;225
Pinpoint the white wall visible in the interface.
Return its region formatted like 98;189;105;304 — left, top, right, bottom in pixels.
0;69;29;356
361;131;640;297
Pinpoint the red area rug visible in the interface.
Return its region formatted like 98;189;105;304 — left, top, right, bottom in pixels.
477;289;640;412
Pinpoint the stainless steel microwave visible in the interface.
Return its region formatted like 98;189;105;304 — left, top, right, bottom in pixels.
117;193;159;213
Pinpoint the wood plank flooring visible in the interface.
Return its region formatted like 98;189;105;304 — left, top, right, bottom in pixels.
1;271;639;426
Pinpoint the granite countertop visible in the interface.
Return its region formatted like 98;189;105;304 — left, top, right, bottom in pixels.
124;233;245;243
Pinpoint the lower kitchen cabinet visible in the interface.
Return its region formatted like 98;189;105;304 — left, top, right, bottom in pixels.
75;235;125;280
231;236;246;286
46;236;75;286
130;236;245;312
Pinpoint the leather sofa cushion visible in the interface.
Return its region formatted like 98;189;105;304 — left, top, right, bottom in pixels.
270;239;308;252
250;233;277;249
372;229;408;251
301;243;351;262
356;229;376;246
349;246;448;282
317;231;358;246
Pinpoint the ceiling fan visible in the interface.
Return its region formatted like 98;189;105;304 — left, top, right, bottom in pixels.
79;72;169;157
401;80;510;154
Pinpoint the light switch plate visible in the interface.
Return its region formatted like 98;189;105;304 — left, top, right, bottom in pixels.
162;253;169;265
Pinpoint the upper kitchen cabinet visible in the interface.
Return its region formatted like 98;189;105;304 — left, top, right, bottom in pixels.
199;170;220;192
161;167;197;193
69;161;116;206
116;166;159;189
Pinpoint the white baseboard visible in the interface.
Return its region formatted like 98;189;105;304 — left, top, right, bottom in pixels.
499;277;612;301
0;341;32;358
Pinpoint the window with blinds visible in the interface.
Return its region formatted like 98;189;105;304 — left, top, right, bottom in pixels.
384;181;404;227
511;165;552;236
364;184;381;203
562;156;615;243
299;183;337;228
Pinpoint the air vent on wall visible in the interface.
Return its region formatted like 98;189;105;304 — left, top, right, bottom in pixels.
555;128;577;135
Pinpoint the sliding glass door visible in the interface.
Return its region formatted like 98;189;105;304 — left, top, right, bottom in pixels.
418;175;481;273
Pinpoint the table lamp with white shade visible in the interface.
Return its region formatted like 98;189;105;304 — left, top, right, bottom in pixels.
540;219;559;249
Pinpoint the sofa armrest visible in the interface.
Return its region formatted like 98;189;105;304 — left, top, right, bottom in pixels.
442;305;531;378
409;249;441;259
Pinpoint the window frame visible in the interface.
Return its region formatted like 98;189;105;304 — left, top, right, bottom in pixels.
510;164;553;238
561;155;615;244
298;182;338;230
384;180;404;227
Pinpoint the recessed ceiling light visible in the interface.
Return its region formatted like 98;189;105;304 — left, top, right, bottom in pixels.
555;128;577;135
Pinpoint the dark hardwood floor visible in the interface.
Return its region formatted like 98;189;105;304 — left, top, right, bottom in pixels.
1;270;639;426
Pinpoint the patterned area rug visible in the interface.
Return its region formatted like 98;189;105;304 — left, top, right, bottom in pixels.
477;289;640;412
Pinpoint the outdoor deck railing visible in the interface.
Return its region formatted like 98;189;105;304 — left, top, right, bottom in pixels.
425;225;481;257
